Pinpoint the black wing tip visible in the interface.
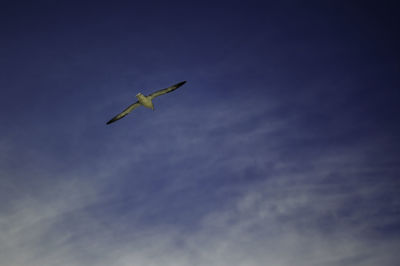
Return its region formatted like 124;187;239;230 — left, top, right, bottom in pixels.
176;81;187;87
106;118;117;125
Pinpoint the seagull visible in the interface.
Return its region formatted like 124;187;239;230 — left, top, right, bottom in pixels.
106;81;187;125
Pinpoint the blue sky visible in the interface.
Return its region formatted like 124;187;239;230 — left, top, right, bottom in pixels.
1;1;399;265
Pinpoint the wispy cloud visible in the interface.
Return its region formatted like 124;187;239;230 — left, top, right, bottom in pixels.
1;92;399;265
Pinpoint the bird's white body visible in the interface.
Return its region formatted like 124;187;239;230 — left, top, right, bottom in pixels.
136;93;154;110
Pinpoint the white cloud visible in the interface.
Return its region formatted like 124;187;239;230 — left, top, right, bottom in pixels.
1;94;399;266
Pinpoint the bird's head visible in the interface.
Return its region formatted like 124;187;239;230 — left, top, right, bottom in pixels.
136;92;144;99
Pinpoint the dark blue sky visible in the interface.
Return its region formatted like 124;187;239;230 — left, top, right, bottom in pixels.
1;1;399;265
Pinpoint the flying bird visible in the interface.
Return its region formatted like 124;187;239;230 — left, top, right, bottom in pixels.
106;81;187;125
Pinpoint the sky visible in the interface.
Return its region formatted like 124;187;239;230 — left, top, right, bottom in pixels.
0;1;399;265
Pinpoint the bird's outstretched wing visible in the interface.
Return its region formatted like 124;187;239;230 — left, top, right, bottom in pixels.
148;81;186;100
106;101;141;125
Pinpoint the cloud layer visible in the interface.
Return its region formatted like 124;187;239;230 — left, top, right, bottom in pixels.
1;92;399;266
